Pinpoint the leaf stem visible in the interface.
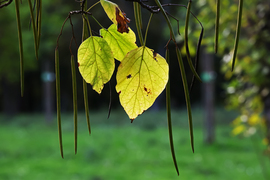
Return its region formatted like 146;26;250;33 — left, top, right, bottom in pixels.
143;13;153;47
86;1;100;12
133;2;144;46
84;15;93;37
90;15;105;29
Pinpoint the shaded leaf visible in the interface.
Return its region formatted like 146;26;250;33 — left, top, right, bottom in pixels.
78;36;114;94
100;24;137;61
116;46;169;120
100;0;130;33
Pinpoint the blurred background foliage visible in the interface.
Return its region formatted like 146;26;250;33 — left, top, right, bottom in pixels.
1;0;270;179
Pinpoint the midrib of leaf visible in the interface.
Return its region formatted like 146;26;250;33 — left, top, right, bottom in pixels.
105;29;126;57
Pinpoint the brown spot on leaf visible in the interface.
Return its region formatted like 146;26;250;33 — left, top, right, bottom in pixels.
144;87;147;92
115;7;130;33
78;62;80;67
118;91;121;94
127;74;132;79
144;86;152;95
153;51;158;61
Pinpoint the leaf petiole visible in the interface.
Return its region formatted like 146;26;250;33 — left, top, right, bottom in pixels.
133;2;144;46
90;15;105;29
143;13;153;47
86;1;101;12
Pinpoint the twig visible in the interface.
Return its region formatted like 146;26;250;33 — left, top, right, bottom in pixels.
0;0;13;8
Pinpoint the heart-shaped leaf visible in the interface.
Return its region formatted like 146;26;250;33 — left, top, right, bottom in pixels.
100;24;137;61
116;46;169;120
78;36;114;94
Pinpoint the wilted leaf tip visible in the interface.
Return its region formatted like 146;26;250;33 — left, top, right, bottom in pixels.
115;7;130;33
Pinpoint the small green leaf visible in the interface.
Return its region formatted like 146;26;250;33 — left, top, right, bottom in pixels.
100;24;137;61
78;36;114;94
116;46;169;120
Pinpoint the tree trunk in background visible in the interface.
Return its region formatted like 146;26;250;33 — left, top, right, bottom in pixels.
201;50;215;144
1;77;20;116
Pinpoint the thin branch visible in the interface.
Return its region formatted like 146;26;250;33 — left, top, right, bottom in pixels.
0;0;12;8
126;0;160;13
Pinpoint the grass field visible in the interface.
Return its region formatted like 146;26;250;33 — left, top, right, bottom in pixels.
0;108;269;180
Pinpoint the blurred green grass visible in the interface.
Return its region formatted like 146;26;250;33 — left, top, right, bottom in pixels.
0;107;269;180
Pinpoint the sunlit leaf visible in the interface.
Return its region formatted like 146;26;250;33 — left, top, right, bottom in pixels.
100;0;130;33
232;124;246;135
100;24;137;61
116;46;169;120
78;36;114;94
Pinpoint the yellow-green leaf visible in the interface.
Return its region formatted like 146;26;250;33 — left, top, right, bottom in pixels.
100;0;130;33
100;0;118;24
116;46;169;120
100;24;137;61
78;36;114;94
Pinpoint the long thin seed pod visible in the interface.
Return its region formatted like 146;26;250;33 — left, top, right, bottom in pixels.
161;3;204;92
231;0;243;71
36;0;42;49
190;27;204;92
15;0;24;97
71;55;78;154
55;48;63;158
155;0;195;166
27;0;39;59
133;2;144;46
215;0;220;53
83;80;91;134
176;46;194;153
165;48;179;175
107;81;112;119
82;1;91;134
184;0;201;82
